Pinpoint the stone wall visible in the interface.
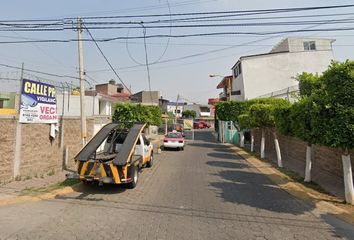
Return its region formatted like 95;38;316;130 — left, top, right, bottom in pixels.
0;116;96;182
250;129;354;198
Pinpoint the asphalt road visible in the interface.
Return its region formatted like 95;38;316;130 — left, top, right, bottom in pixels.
1;130;354;240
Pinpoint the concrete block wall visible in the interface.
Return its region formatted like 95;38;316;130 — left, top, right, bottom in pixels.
0;117;96;182
0;118;17;181
251;129;354;198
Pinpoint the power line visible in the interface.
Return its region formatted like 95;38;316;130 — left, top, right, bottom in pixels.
3;18;354;31
0;62;80;80
125;0;172;66
88;14;350;72
0;26;353;44
82;22;132;94
77;4;354;19
165;12;354;23
1;4;354;24
0;62;94;87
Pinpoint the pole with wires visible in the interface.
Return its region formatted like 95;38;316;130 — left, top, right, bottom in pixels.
139;22;153;104
77;17;87;146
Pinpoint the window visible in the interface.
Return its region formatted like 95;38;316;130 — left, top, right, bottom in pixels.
200;106;210;112
233;63;242;78
304;41;316;51
231;90;241;95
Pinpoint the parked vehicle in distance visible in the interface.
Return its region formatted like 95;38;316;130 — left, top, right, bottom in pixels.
199;121;211;128
193;121;204;129
163;130;185;150
193;121;211;129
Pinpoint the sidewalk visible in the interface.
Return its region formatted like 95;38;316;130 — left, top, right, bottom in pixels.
0;135;163;205
0;170;69;201
228;144;354;225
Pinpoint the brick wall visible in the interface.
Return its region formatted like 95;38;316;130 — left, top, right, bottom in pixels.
251;129;354;198
0;117;16;181
0;117;95;182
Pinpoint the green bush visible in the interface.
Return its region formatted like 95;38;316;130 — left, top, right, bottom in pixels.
274;104;292;136
249;103;274;128
215;100;249;122
297;72;322;98
248;98;291;130
289;96;318;143
182;110;196;119
294;60;354;150
238;113;253;130
113;103;162;127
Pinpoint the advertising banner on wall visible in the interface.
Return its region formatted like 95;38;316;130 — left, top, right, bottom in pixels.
19;79;58;123
183;119;193;130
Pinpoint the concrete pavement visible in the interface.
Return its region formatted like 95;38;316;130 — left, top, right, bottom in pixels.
0;130;353;239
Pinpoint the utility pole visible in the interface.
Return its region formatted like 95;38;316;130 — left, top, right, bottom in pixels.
174;94;179;129
13;63;25;178
77;17;87;146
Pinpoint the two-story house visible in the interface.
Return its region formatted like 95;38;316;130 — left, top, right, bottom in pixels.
230;37;335;101
216;75;233;101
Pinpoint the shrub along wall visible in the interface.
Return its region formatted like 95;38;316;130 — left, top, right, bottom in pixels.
251;129;354;198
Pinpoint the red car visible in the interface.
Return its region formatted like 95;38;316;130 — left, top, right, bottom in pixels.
194;121;211;129
199;121;211;128
193;121;204;129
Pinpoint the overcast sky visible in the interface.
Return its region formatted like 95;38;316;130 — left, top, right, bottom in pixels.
1;0;354;104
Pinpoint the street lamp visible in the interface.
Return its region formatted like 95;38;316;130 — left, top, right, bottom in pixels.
209;74;223;78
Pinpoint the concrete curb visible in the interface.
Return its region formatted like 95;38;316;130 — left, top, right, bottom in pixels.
229;144;354;225
0;186;76;207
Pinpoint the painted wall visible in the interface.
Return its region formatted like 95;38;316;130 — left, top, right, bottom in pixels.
231;50;333;100
56;94;113;117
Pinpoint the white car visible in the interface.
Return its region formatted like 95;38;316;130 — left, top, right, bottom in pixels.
163;131;185;150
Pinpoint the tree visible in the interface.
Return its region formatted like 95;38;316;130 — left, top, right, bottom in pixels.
238;113;256;151
315;60;354;203
292;61;354;203
290;97;318;182
249;98;291;167
215;101;249;146
113;103;162;128
182;110;196;119
286;72;323;182
297;72;322;97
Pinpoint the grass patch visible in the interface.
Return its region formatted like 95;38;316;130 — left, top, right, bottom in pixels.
19;179;80;196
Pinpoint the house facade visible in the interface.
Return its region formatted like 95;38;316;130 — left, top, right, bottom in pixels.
130;91;160;106
183;104;211;118
230;37;335;101
216;75;233;101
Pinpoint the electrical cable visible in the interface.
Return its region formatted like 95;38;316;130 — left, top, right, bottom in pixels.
125;0;172;66
82;22;132;94
0;62;80;80
0;26;354;44
77;4;354;19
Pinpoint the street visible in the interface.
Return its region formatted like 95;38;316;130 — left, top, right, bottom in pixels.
0;130;353;240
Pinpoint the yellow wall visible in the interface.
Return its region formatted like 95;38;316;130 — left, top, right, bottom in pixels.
0;108;16;115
